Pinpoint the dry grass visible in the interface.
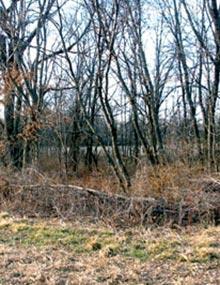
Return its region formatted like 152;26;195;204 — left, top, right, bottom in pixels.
36;159;208;199
36;155;210;199
0;163;219;226
132;162;206;201
0;213;219;284
69;168;119;195
37;155;119;194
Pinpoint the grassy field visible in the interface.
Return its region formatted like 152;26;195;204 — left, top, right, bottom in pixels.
0;212;219;284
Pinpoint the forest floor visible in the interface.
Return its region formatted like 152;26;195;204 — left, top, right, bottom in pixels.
0;212;219;285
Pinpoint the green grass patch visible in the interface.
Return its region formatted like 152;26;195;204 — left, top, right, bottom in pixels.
0;218;88;253
0;213;219;265
124;247;149;261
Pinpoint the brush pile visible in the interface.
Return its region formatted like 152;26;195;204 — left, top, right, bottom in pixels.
0;169;219;226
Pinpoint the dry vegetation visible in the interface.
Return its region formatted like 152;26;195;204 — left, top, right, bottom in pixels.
0;164;220;284
1;0;220;283
0;163;219;226
0;213;219;285
38;159;217;198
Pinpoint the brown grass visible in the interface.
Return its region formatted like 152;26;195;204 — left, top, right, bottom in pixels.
0;213;219;284
38;157;208;199
0;160;219;227
132;162;206;201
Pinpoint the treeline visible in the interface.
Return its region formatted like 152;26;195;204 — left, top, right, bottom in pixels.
0;0;220;191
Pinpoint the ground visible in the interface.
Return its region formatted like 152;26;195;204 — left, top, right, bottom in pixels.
0;212;219;285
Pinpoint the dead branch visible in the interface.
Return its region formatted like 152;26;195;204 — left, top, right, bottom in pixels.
1;181;218;227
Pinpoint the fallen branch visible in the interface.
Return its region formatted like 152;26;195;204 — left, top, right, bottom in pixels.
1;182;219;226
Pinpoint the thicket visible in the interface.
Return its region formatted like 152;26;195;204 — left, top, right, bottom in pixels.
0;0;220;207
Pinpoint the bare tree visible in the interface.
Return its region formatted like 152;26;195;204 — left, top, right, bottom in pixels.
182;0;220;169
0;0;56;168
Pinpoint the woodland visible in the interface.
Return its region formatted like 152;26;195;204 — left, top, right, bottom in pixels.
0;0;220;186
0;1;220;284
0;0;220;220
0;0;220;219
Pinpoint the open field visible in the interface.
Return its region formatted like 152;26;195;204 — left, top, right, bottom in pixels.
0;213;219;285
